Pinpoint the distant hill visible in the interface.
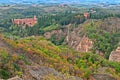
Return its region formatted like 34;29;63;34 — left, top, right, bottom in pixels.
0;0;120;4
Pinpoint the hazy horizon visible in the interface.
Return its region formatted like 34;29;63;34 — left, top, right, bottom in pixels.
0;0;120;4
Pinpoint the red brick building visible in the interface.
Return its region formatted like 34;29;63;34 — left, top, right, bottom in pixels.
83;12;90;19
13;15;37;27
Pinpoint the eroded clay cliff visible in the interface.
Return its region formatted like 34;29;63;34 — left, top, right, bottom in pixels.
76;36;93;52
44;21;93;53
44;18;120;54
109;47;120;62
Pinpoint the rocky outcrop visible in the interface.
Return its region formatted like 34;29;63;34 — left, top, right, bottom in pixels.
44;22;93;53
64;32;93;52
28;66;83;80
76;36;93;52
29;66;60;80
2;76;23;80
63;22;93;52
109;47;120;62
92;74;116;80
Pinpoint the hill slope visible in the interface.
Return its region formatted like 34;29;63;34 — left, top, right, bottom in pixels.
0;35;120;79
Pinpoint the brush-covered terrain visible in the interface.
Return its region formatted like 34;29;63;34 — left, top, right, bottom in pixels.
0;4;120;80
0;35;120;80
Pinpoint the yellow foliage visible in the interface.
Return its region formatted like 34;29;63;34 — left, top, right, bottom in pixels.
12;54;18;61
